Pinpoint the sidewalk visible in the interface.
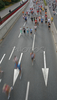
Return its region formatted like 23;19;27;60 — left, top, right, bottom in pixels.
46;6;57;52
0;0;22;18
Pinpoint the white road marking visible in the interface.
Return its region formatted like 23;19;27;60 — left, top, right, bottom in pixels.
0;79;2;82
13;53;23;86
13;68;19;86
9;46;15;60
18;53;23;64
0;54;6;64
25;82;30;100
32;34;35;51
42;51;49;86
18;33;21;38
23;22;26;26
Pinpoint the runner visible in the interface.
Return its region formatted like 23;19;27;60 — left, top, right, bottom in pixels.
35;17;37;25
30;28;33;36
31;16;33;23
45;17;47;24
23;27;26;34
48;22;51;30
2;84;13;99
39;9;42;15
48;18;51;24
41;16;44;24
34;16;35;21
13;56;18;69
17;63;22;79
25;16;27;23
38;16;41;22
26;27;29;34
30;51;35;65
34;24;37;32
13;56;22;79
37;17;39;26
20;27;23;35
51;16;53;22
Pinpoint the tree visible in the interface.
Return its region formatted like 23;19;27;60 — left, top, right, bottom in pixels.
0;0;5;9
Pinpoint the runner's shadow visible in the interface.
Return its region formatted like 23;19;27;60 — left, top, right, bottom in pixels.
0;72;4;80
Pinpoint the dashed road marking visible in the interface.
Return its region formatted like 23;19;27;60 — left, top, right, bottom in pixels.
25;82;30;100
0;54;6;64
9;46;15;60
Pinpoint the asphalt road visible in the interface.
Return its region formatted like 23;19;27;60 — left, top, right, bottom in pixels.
0;0;57;100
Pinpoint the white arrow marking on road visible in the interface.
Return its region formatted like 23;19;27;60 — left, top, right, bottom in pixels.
0;54;6;64
18;53;23;64
13;68;19;86
25;82;30;100
18;33;21;38
42;51;49;86
9;46;15;60
32;34;35;51
0;79;2;83
13;53;23;86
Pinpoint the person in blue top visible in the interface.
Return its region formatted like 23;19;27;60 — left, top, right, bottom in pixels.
30;51;35;65
13;56;22;79
26;27;29;34
30;28;33;34
41;17;44;23
17;63;22;79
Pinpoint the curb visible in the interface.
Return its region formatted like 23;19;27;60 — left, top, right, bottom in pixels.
45;6;57;52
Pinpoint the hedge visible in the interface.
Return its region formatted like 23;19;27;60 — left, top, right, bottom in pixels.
0;0;5;9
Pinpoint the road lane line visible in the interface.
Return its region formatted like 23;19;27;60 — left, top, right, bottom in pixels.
32;34;35;51
18;33;21;38
0;54;6;64
0;79;2;83
43;51;46;69
25;82;30;100
9;46;15;60
23;22;26;26
18;53;23;64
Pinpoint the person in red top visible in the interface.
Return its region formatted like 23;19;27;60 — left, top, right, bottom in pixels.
45;14;47;18
37;10;39;14
35;17;37;25
2;84;13;99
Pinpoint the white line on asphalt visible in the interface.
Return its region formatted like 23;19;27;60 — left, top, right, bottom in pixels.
0;79;2;83
18;53;23;64
32;34;35;51
43;51;46;69
0;54;6;64
42;51;49;86
18;33;21;38
9;46;15;60
25;82;30;100
23;22;26;27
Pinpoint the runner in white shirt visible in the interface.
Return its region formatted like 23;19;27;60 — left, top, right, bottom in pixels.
34;25;37;32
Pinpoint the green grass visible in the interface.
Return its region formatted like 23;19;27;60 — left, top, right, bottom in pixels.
43;0;47;6
0;7;5;11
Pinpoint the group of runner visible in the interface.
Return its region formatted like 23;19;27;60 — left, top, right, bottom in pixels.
0;0;55;99
48;0;57;16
